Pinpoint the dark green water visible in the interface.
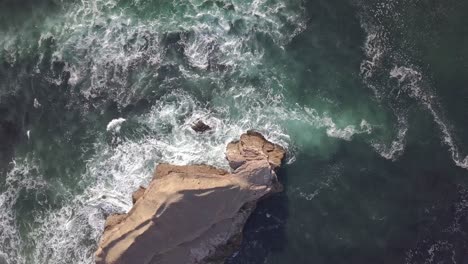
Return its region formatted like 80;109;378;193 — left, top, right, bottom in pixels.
1;0;468;263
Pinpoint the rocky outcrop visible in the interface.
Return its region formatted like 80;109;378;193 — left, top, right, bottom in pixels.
191;120;211;133
95;131;285;264
226;131;285;170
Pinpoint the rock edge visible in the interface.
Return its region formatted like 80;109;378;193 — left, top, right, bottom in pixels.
95;131;285;264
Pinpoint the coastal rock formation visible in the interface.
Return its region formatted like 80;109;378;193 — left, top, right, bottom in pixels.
95;131;285;264
226;131;285;170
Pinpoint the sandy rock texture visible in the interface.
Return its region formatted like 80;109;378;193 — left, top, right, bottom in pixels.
95;131;285;264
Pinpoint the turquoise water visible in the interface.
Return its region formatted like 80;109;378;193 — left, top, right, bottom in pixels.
1;0;468;263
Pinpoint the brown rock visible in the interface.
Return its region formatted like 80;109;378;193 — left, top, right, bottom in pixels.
226;130;285;170
153;163;228;180
104;214;127;231
132;186;146;204
95;132;286;264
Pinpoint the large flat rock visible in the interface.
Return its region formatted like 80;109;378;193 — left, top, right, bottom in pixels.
95;132;285;264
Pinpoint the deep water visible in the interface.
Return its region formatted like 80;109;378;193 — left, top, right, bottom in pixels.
1;0;468;263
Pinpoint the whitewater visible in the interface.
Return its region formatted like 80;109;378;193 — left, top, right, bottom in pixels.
1;0;468;263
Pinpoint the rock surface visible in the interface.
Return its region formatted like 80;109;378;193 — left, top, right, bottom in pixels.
95;131;286;264
132;186;146;204
226;131;285;170
191;120;211;133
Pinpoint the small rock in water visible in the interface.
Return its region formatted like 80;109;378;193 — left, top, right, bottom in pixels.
191;120;211;133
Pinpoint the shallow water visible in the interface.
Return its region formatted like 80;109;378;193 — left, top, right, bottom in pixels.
1;0;468;263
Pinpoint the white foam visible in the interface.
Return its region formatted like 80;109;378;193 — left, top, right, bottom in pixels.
0;1;378;262
23;90;288;263
325;119;372;141
360;28;388;100
106;118;126;133
389;65;468;169
20;83;376;263
371;114;408;161
302;107;373;141
33;98;41;108
359;9;468;168
0;1;311;260
0;158;47;264
357;11;415;161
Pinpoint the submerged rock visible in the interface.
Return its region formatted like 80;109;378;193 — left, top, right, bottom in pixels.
95;131;285;264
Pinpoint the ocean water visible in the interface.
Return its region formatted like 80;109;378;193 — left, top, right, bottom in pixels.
1;0;468;263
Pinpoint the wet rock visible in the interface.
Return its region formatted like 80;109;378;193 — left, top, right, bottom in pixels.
132;186;146;204
95;132;285;264
191;120;211;133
